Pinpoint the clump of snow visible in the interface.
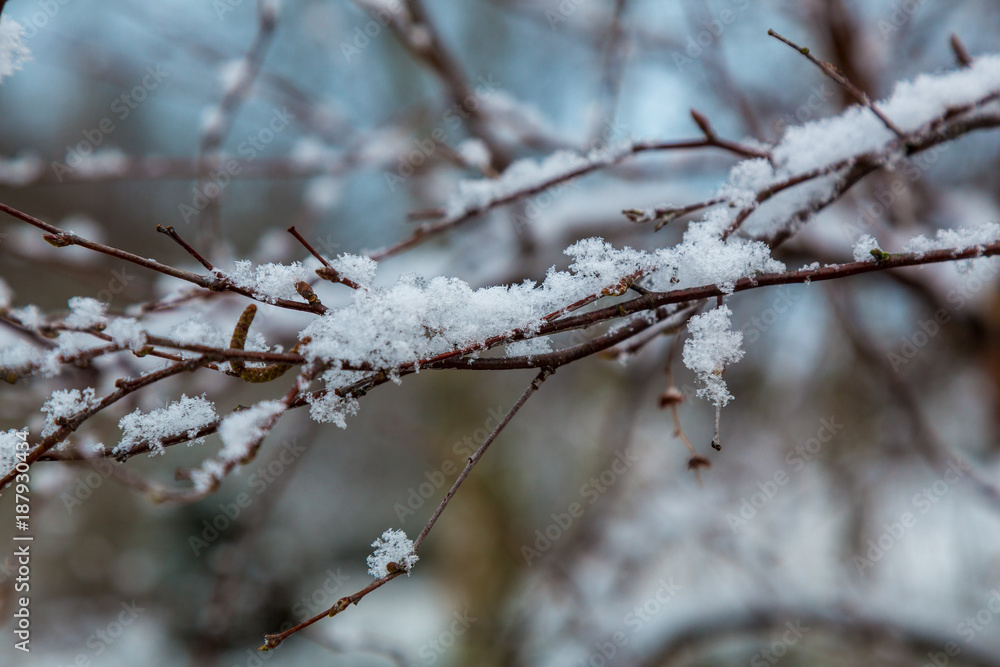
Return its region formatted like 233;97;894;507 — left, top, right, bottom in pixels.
221;261;314;304
0;429;28;477
105;318;147;352
65;297;107;329
712;54;1000;239
306;374;360;427
853;234;882;262
41;388;98;437
505;337;552;357
903;222;1000;256
169;317;229;349
0;341;45;378
682;306;744;407
328;254;377;289
189;400;285;493
648;210;785;292
301;235;779;403
115;394;217;457
366;528;418;578
11;304;42;330
716;158;772;209
0;18;31;82
218;400;285;463
456;138;491;170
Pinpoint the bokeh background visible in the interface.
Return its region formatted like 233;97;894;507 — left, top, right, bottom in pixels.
1;0;1000;665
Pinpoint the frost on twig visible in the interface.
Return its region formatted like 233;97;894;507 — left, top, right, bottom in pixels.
681;306;744;408
367;528;419;578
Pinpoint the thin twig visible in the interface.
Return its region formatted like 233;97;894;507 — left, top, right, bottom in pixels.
259;369;551;650
767;29;905;138
287;226;333;268
156;225;215;271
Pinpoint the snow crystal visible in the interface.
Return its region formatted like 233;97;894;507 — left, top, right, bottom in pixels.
65;297;107;329
682;306;744;408
105;318;147;351
853;234;882;262
327;254;378;290
306;372;360;427
217;400;285;462
0;429;27;477
366;528;418;578
41;388;98;437
902;222;1000;256
115;394;217;457
221;261;313;303
0;18;30;82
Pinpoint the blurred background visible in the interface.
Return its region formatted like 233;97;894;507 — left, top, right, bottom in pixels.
1;0;1000;665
